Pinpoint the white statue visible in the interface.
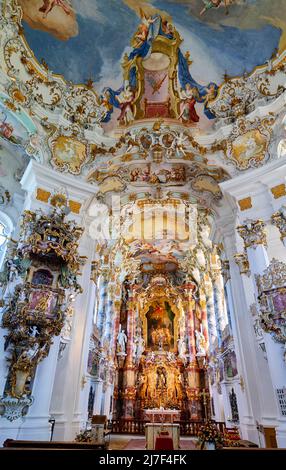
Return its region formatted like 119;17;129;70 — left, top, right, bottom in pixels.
200;224;212;250
29;325;39;337
134;335;145;361
18;290;26;303
177;337;186;358
117;324;127;354
278;139;286;159
195;328;206;355
167;351;175;362
149;351;155;362
196;248;206;268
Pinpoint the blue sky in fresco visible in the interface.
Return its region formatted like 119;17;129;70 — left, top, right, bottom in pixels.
22;0;281;87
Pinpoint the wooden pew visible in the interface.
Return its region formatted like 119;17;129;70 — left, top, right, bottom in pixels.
3;439;106;449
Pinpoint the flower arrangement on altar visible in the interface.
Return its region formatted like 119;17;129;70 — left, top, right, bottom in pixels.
222;427;241;447
197;421;224;450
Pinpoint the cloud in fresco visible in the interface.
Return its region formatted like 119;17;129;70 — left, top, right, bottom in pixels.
152;0;286;53
18;0;78;41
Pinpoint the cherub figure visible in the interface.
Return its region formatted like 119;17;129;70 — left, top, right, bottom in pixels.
200;1;231;16
39;0;72;19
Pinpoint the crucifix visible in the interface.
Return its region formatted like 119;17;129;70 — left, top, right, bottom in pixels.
199;388;210;421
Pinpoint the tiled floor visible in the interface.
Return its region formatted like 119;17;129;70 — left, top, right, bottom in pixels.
108;435;198;450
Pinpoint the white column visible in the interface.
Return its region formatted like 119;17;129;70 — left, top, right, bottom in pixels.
216;221;264;444
49;234;96;441
102;384;113;419
93;380;104;415
238;221;286;447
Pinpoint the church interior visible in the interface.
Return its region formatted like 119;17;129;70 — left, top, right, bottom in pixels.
0;0;286;451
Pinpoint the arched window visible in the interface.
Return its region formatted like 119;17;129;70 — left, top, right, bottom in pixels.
0;211;13;269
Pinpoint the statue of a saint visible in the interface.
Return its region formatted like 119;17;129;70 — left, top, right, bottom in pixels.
134;335;145;361
117;324;127;354
156;367;167;389
177;337;186;358
195;329;206;355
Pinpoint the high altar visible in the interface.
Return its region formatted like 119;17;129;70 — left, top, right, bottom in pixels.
114;273;209;423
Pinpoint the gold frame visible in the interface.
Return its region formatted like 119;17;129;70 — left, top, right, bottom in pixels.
122;30;182;120
140;295;182;351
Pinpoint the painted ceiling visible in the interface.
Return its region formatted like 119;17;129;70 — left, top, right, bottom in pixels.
18;0;286;131
0;0;285;216
20;0;285;85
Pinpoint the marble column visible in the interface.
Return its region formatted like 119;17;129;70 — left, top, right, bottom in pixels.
123;294;136;419
206;282;218;350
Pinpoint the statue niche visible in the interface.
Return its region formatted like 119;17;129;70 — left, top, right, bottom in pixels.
146;301;175;351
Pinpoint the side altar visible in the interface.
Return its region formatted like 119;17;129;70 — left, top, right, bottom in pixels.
144;408;180;450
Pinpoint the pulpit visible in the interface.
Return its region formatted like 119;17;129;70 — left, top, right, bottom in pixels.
144;409;180;450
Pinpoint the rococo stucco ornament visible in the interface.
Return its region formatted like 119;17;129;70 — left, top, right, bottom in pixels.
237;219;267;249
256;259;286;347
0;192;84;419
233;252;250;276
225;117;274;170
271;206;286;245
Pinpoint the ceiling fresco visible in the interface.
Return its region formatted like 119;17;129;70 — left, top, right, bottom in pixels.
18;0;285;131
0;0;285;213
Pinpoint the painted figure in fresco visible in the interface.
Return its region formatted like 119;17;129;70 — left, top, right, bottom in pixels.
117;85;135;126
100;89;113;119
203;83;218;114
200;1;230;16
179;84;200;124
133;11;158;48
39;0;72;18
0;112;13;140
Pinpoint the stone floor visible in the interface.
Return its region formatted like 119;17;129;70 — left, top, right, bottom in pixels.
108;434;198;450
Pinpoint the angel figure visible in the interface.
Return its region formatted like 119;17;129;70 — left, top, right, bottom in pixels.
179;83;200;124
200;1;231;16
117;85;135;126
39;0;72;18
132;10;158;48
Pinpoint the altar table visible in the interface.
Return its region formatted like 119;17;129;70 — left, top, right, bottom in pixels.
145;423;180;450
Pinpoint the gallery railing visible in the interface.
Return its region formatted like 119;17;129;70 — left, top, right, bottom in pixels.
109;419;226;436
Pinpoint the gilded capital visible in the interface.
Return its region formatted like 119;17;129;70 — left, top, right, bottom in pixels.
237;219;267;249
271;207;286;241
221;260;230;284
234;252;250;276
